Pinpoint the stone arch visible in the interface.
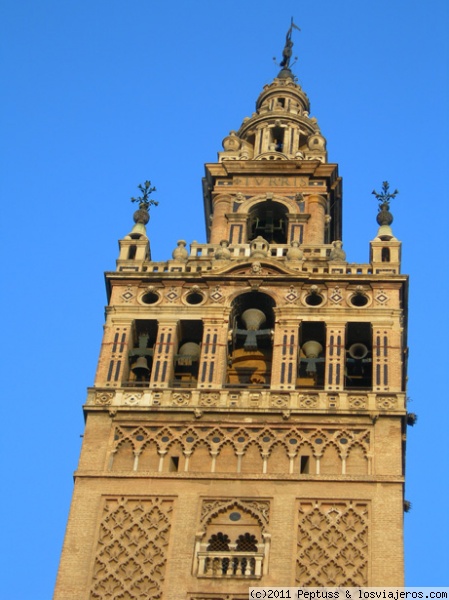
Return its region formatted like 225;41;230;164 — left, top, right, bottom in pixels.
215;441;237;473
227;291;275;387
112;439;135;471
266;440;290;474
138;440;160;472
156;427;175;451
206;428;228;451
296;440;316;474
320;442;341;475
200;498;269;531
345;442;368;475
236;194;300;216
163;440;185;473
189;440;212;473
235;532;258;551
207;532;230;551
241;441;264;474
236;195;299;245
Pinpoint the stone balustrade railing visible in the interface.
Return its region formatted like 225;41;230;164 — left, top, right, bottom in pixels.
197;550;264;578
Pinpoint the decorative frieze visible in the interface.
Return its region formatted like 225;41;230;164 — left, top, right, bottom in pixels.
86;388;406;413
110;423;371;476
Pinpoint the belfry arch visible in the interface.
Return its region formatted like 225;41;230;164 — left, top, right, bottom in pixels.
247;199;288;243
227;292;275;387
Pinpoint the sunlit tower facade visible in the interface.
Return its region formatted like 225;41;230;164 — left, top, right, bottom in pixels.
55;27;409;599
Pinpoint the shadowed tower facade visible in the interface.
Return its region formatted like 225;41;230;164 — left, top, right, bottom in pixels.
55;26;409;599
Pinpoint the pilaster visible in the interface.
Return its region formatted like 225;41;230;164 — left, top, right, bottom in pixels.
150;320;179;388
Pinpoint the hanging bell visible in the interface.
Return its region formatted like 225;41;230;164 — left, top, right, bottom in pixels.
241;308;266;331
302;340;323;358
131;356;150;378
348;343;369;360
177;342;201;366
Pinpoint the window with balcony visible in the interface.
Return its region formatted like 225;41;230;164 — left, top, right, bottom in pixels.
194;501;270;579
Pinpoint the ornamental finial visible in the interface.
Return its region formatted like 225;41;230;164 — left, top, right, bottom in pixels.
372;181;399;210
130;180;158;227
131;180;158;211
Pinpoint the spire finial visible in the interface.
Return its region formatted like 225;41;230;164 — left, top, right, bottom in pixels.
130;180;158;234
274;18;300;78
372;181;399;239
131;180;158;212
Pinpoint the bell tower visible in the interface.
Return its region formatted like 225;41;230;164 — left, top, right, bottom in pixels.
55;24;408;599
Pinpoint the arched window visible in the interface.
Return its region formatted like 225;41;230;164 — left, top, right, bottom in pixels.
127;320;158;385
248;200;288;243
236;533;258;552
227;292;275;387
173;320;203;387
207;532;230;551
196;503;268;578
381;247;390;262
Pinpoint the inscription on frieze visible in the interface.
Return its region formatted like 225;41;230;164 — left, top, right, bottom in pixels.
231;176;310;187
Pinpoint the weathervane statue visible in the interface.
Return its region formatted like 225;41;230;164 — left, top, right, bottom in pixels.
275;18;301;76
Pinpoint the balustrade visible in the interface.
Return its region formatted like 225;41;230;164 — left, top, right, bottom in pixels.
197;550;264;578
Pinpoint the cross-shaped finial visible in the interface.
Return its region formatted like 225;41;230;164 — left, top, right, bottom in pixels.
131;180;159;211
372;181;399;209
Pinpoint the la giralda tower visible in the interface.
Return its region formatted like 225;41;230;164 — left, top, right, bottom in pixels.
55;24;409;599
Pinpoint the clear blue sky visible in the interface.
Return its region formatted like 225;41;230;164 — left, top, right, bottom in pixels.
1;1;448;597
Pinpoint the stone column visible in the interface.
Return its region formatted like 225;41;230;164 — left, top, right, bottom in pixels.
95;319;132;387
271;318;299;390
305;194;327;244
282;127;291;155
372;324;401;392
198;318;229;389
324;323;345;391
210;195;232;243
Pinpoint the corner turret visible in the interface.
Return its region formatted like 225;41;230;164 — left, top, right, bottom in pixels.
370;181;402;272
116;181;156;270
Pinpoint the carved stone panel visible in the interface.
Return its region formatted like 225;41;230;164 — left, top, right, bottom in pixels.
296;500;368;586
89;496;173;599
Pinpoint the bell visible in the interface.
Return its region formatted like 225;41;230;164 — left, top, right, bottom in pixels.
131;356;150;378
177;342;201;365
348;343;369;360
302;340;323;358
241;308;266;331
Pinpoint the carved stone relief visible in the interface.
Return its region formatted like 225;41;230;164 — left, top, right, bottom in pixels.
95;391;114;406
89;496;173;599
296;501;368;585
